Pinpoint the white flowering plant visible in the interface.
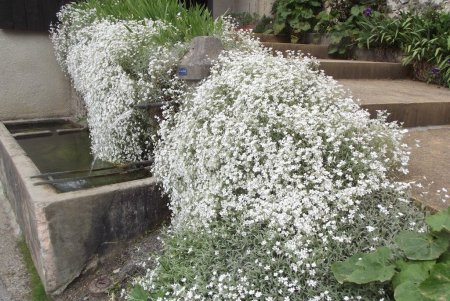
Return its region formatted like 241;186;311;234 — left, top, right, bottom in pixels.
50;3;261;163
127;51;428;300
52;8;188;162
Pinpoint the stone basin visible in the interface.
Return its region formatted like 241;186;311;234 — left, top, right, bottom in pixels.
0;118;168;296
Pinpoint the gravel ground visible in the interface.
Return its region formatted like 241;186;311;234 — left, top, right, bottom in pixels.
55;228;163;301
0;186;31;301
0;279;14;301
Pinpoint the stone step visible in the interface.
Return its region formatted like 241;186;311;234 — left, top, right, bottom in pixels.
400;126;450;211
254;33;291;43
340;79;450;127
260;38;410;80
263;42;330;59
319;59;411;79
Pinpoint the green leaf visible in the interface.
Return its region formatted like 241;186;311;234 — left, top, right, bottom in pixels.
128;285;150;301
419;262;450;301
426;207;450;233
395;231;449;260
291;21;311;32
439;249;450;264
395;281;433;301
447;36;450;50
328;46;338;54
351;6;362;16
331;247;396;284
273;22;286;35
393;260;436;288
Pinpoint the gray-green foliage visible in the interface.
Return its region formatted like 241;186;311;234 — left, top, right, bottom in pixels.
131;189;426;300
332;207;450;301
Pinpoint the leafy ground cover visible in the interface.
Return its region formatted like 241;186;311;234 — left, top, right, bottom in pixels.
332;207;450;301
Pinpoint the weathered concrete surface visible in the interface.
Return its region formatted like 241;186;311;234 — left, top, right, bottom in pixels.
340;79;450;127
320;59;412;79
0;183;30;301
0;121;169;296
178;37;224;81
0;30;76;120
388;0;450;15
210;0;275;18
401;126;450;211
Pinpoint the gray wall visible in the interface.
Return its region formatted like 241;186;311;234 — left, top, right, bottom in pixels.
0;30;76;121
211;0;275;18
387;0;450;14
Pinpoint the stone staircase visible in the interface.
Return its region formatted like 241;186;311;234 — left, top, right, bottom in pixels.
259;34;450;211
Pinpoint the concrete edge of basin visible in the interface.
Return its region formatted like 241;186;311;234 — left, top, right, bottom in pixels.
0;121;169;296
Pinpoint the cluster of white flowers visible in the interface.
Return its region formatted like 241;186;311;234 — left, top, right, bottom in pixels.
51;6;261;163
155;51;409;231
138;50;424;300
51;6;188;162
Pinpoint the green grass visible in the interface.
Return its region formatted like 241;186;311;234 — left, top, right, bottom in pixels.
17;238;50;301
73;0;220;42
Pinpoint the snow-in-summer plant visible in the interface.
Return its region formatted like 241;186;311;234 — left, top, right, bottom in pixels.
130;51;426;300
51;3;262;163
51;5;188;162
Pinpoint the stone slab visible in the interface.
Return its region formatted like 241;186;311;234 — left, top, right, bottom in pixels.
178;36;224;81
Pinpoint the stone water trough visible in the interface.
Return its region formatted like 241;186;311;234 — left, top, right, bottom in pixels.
0;117;168;296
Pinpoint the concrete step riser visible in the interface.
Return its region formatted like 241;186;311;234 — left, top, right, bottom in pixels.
263;42;330;59
362;102;450;127
263;42;411;79
254;34;291;43
320;61;412;80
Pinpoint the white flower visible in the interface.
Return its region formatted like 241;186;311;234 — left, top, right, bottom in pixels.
366;226;376;232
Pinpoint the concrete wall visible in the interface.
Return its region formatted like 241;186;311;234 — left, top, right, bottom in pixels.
0;30;76;121
387;0;450;14
211;0;275;18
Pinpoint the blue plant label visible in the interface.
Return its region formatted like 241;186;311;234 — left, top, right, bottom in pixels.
178;67;188;76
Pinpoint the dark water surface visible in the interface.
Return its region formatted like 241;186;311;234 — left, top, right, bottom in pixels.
8;123;151;193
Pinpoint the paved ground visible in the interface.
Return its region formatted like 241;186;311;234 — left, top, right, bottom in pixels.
0;185;30;301
0;280;14;301
339;79;450;105
402;126;450;211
